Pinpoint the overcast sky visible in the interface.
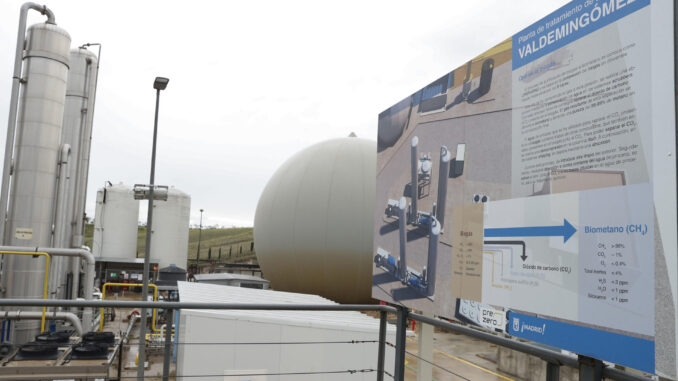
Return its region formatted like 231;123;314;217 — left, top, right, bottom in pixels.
0;0;566;227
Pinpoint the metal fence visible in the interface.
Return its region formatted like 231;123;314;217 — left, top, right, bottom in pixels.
0;299;651;381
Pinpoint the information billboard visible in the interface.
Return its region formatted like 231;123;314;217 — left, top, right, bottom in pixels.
372;0;677;376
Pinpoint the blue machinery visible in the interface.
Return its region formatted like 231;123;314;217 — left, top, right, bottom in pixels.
375;136;465;298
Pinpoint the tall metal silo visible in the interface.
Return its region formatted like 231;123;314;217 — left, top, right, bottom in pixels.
54;46;99;299
1;21;71;343
92;183;140;260
150;187;190;270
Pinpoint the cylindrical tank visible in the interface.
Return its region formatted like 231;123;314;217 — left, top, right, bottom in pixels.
52;47;98;300
150;188;191;270
2;22;71;343
92;183;140;259
61;47;98;248
254;137;376;304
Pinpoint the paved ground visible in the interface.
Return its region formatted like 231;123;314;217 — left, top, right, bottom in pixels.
103;292;174;380
404;326;519;381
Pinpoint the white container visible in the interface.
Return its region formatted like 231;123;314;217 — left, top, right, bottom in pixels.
177;282;396;380
151;187;190;269
92;183;140;259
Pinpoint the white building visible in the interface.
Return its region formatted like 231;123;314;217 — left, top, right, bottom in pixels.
177;282;396;380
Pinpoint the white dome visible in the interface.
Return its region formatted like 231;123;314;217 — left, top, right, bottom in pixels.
254;137;376;303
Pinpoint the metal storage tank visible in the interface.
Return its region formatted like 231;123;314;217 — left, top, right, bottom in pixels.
150;187;190;270
1;22;71;343
254;137;376;304
92;183;140;259
53;47;99;300
61;46;98;248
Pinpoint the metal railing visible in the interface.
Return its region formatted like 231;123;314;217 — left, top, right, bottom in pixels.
0;299;652;381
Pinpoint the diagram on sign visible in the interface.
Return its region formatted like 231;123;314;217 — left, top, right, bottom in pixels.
454;183;654;336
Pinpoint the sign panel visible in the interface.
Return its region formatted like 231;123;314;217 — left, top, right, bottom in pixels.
14;227;32;240
372;0;676;375
507;311;654;372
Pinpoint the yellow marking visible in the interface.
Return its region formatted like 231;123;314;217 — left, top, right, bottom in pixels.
407;336;513;380
436;349;515;381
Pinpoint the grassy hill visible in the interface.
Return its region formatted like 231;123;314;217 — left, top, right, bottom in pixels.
84;224;255;264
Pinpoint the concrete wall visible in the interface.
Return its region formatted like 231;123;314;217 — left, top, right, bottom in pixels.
497;346;578;381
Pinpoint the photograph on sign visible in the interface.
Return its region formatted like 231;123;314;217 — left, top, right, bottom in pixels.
372;0;677;376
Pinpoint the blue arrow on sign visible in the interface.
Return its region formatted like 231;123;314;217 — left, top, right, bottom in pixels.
484;219;577;243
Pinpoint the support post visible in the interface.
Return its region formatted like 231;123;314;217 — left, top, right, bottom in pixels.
426;218;439;296
397;197;408;280
117;335;124;381
578;355;603;381
138;86;161;381
162;308;173;381
377;310;386;381
394;306;408;381
410;137;418;222
436;146;450;230
546;361;560;381
416;313;433;381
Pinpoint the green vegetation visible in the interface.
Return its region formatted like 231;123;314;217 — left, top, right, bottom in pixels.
84;224;255;263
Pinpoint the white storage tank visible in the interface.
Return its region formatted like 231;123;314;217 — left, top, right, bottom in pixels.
92;183;140;259
254;137;376;303
150;187;190;270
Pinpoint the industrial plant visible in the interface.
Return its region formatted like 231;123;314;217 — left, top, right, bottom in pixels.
0;1;672;381
0;3;388;379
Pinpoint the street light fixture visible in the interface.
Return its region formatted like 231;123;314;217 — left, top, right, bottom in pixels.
138;76;168;380
197;209;204;264
153;76;169;90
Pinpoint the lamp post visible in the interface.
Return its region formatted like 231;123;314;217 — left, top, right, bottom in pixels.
197;209;204;264
138;76;168;380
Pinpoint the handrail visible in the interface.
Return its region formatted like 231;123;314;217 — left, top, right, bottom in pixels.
0;251;50;331
0;298;651;381
100;282;158;332
0;298;398;313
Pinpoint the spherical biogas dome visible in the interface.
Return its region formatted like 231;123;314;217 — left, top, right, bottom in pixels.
254;137;376;303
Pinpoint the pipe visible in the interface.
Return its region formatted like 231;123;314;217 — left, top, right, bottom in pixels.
0;3;57;245
0;246;95;332
0;251;49;331
162;310;173;381
71;245;90;306
124;314;139;343
52;144;71;246
426;217;440;297
50;145;71;300
0;298;400;313
410;137;418;222
397;197;407;281
0;310;82;335
436;146;451;230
